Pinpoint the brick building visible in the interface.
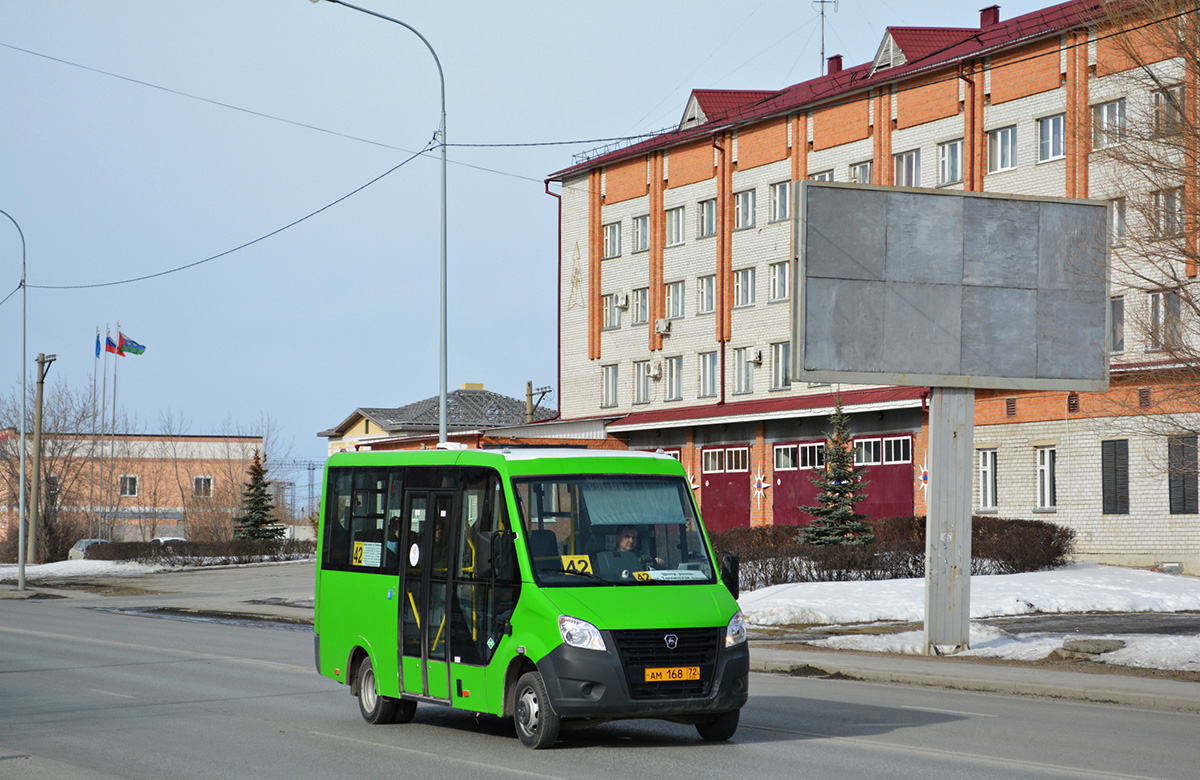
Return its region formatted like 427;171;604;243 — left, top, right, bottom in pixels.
545;2;1200;570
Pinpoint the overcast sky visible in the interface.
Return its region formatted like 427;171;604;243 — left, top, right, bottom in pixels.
0;0;1054;465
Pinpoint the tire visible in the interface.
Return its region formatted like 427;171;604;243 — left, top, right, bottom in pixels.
357;658;399;725
513;671;560;749
696;709;739;741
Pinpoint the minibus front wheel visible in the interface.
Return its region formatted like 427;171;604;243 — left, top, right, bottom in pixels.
513;671;561;749
357;658;415;725
696;709;739;741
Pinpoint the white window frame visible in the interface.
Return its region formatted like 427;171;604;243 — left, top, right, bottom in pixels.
726;447;749;472
770;181;791;222
938;139;963;185
1149;289;1181;351
883;436;911;464
632;287;649;325
810;170;834;182
1109;197;1126;246
734;189;756;230
769;261;790;302
632;214;649;253
699;351;719;397
664;356;683;401
1036;446;1057;509
799;443;825;470
697;275;716;314
987;125;1017;172
853;439;881;466
119;474;139;498
734;347;755;394
734;267;756;307
771;342;791;389
851;160;873;185
193;475;213;498
602;221;621;259
1110;295;1124;353
698;198;717;238
633;360;652;405
602;293;621;329
601;364;618;408
702;449;725;473
1038;114;1065;162
1154;188;1184;238
665;280;685;319
665;206;685;247
774;444;798;471
1153;85;1184;137
979;449;998;510
1093;98;1126;149
894;149;921;187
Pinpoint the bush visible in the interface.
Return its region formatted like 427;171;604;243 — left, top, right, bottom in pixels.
711;515;1074;591
85;539;315;566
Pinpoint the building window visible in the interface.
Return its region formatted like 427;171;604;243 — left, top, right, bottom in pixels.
665;280;685;319
1149;289;1181;351
1037;446;1057;509
734;189;756;230
633;360;651;405
734;268;756;307
1110;295;1124;353
1110;198;1126;246
770;181;791;222
1101;439;1129;515
774;444;798;470
734;347;755;394
1154;188;1184;238
699;351;719;397
697;275;716;314
632;215;649;253
979;449;998;511
1093;98;1126;149
938;139;962;185
1038;114;1065;161
1153;85;1184;137
811;170;834;182
771;342;791;389
799;443;825;469
698;199;717;238
894;149;920;187
194;476;213;498
987;125;1017;172
1169;435;1199;514
632;287;649;325
602;221;621;259
883;437;911;464
726;447;749;472
119;474;139;498
851;160;873;184
602;293;621;329
665;206;685;247
769;261;790;301
664;356;683;401
702;449;725;473
854;439;881;466
601;365;618;408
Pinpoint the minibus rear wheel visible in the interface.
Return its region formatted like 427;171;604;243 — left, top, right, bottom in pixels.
696;709;739;741
357;658;399;725
513;671;560;749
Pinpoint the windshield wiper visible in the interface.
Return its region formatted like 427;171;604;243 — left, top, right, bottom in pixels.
539;567;617;585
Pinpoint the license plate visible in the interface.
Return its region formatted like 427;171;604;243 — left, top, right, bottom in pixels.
644;666;700;682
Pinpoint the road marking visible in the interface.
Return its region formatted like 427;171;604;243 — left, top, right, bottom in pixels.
308;731;568;779
88;689;136;699
900;704;997;718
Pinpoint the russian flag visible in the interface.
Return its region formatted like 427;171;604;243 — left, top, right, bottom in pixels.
105;336;119;355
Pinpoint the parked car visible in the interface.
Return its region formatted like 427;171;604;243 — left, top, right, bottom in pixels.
68;538;109;560
150;537;186;545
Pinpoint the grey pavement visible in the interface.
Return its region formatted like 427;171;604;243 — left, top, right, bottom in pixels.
4;560;1199;714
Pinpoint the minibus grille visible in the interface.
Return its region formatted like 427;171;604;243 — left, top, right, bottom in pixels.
611;628;721;700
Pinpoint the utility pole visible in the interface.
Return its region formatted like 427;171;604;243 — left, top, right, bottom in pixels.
27;352;56;564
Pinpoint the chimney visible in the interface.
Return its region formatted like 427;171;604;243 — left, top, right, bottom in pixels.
980;5;1000;28
827;54;843;75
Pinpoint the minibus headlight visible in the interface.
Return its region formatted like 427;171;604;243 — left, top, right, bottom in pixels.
559;615;607;652
725;611;746;648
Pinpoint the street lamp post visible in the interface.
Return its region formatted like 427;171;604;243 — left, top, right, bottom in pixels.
309;0;449;444
1;208;28;591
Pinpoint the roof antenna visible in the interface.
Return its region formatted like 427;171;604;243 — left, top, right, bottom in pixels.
813;0;839;75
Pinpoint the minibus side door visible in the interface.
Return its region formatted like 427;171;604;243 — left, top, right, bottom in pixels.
399;490;454;701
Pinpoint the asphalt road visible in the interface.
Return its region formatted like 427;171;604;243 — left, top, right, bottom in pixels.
2;575;1198;779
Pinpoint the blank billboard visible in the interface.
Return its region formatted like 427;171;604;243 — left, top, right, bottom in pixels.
792;182;1110;391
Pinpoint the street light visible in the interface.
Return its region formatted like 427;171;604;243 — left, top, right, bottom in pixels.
1;208;27;591
309;0;449;444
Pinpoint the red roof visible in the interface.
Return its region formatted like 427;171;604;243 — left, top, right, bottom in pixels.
688;89;779;124
606;386;927;429
551;0;1106;180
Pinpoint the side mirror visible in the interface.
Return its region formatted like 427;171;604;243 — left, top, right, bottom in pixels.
476;530;515;581
717;551;739;600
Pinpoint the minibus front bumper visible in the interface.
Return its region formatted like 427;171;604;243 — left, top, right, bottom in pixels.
535;633;749;720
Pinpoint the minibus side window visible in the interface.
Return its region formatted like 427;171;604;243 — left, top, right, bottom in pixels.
321;468;390;573
321;468;353;570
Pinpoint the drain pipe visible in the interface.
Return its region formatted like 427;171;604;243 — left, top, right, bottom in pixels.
713;132;727;406
543;179;563;423
958;62;975;190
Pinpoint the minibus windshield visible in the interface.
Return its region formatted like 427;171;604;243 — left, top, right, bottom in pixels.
512;474;716;586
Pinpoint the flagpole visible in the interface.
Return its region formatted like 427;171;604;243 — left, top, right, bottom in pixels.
99;327;110;536
108;324;119;540
90;328;98;539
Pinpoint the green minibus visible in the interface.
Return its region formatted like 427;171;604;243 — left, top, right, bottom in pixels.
314;446;748;748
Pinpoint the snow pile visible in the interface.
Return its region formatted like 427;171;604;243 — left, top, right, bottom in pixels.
0;559;164;582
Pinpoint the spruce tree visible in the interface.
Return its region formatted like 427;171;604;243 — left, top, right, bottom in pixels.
234;451;282;540
800;399;875;546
